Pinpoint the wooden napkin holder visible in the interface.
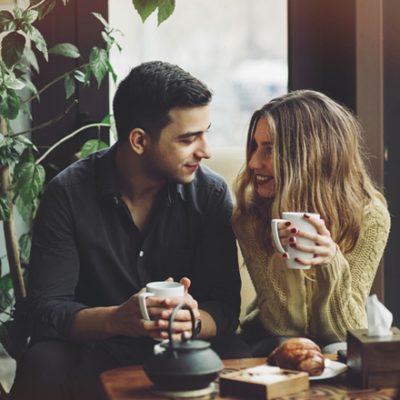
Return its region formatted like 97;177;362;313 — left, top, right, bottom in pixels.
219;365;309;399
347;327;400;388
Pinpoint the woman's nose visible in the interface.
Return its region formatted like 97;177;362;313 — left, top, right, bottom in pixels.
248;150;265;170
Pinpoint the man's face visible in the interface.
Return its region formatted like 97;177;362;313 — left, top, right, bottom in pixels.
144;106;211;184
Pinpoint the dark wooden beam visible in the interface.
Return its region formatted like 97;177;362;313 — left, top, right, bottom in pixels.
32;0;109;178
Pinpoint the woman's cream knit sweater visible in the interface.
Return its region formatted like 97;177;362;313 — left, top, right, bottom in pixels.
236;196;390;343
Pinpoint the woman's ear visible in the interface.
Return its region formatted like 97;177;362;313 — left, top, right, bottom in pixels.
128;128;148;155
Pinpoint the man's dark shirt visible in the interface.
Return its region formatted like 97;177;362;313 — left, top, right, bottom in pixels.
25;145;241;343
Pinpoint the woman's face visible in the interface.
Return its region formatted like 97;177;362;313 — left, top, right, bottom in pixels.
248;117;275;199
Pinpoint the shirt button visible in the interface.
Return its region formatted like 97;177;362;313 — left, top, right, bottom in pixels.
139;250;144;257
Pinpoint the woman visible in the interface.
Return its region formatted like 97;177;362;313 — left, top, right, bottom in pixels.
232;90;390;356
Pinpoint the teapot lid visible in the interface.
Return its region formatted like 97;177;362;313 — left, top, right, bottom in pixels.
160;337;210;352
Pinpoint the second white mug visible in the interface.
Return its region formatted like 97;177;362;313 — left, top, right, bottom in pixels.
271;212;320;270
139;281;184;320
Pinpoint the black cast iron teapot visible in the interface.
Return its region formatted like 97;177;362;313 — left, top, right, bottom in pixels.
144;303;223;391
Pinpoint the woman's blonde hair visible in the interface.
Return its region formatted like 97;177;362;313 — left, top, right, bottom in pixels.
232;90;385;253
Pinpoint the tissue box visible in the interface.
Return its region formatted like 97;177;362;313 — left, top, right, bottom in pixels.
219;365;309;399
347;327;400;388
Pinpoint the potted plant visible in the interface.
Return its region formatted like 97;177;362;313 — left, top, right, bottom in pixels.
0;0;176;366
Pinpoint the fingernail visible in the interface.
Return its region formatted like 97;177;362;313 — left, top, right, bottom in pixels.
283;252;288;258
289;237;295;244
304;213;310;219
285;221;291;227
295;257;301;262
289;243;296;248
290;228;297;234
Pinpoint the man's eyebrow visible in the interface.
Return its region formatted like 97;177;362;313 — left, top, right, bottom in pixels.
177;123;211;139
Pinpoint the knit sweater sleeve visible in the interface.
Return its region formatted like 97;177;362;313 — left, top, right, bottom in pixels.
313;197;390;342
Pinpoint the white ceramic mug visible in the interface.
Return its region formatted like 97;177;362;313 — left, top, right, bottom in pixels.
271;212;320;270
139;281;184;320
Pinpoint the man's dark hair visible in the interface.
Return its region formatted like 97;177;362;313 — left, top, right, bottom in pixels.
113;61;212;141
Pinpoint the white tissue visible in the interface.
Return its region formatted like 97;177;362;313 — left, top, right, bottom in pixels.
366;294;393;337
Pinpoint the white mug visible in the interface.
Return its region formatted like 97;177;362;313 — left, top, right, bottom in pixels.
271;212;320;270
139;281;184;320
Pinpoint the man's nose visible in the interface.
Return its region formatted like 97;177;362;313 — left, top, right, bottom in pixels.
195;135;211;159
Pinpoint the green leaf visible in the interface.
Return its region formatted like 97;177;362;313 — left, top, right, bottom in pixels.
92;12;109;28
0;278;13;312
19;233;32;264
0;10;15;31
0;273;13;292
89;47;108;87
49;43;80;59
1;32;26;69
20;76;38;98
132;0;158;22
18;147;37;162
0;194;10;221
15;195;37;224
22;9;39;24
79;139;109;158
0;135;20;166
31;0;56;20
0;89;21;120
13;7;23;19
100;114;112;124
157;0;175;25
15;135;34;149
28;25;48;61
13;162;45;205
23;47;40;73
18;98;33;119
73;70;86;83
4;72;25;91
106;59;117;83
64;74;75;99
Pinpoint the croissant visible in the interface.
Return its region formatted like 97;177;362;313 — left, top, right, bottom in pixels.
267;338;325;376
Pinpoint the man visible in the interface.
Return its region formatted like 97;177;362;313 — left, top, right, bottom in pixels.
10;61;249;400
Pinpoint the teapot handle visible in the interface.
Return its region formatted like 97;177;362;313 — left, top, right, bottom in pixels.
168;303;196;350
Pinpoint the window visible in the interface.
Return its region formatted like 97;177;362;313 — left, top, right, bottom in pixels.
109;0;287;147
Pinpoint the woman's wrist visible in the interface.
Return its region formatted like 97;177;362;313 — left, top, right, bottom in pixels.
321;243;339;266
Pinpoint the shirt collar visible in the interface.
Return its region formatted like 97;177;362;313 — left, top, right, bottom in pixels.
95;144;188;204
96;144;120;200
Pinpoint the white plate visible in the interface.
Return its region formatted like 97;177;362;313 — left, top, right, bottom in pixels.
309;359;347;381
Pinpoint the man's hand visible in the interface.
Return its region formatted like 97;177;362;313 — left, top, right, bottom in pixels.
70;277;216;341
155;277;201;341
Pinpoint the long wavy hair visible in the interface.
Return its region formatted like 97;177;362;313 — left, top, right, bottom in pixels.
232;90;385;254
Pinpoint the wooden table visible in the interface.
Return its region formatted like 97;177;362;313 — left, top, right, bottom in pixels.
101;357;399;399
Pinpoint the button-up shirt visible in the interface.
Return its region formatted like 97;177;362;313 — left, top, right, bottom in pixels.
25;145;241;342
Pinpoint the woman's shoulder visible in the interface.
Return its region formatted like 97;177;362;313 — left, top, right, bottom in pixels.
366;192;390;222
362;192;391;236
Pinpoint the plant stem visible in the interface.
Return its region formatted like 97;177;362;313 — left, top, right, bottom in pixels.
0;117;26;301
11;100;79;138
35;122;111;165
24;64;88;104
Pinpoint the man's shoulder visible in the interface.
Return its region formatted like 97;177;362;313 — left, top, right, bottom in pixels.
49;148;109;189
194;164;228;193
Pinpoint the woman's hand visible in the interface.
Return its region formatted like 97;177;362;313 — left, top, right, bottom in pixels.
286;213;338;267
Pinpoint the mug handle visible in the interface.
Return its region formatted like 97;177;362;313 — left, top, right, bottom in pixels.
139;292;155;321
271;218;287;254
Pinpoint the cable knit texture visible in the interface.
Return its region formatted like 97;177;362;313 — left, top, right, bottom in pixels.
236;196;391;344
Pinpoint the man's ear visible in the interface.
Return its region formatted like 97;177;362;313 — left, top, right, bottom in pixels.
128;128;149;155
